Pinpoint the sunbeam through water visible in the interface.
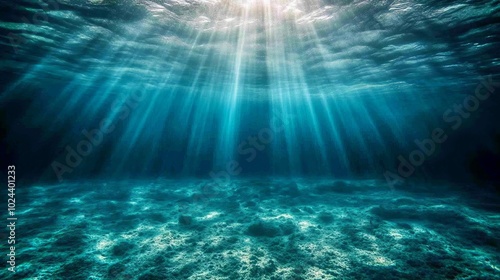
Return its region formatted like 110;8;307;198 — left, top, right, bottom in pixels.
1;0;499;278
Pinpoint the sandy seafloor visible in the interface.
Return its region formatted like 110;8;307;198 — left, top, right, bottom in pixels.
6;179;500;279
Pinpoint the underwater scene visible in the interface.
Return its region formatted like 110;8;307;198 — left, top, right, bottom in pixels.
1;0;499;279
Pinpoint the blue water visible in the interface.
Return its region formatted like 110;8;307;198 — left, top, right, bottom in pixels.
0;0;499;279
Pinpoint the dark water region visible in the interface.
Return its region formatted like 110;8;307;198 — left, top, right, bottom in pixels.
1;0;500;185
0;0;500;279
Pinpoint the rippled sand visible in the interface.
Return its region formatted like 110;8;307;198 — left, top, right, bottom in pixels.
9;179;499;279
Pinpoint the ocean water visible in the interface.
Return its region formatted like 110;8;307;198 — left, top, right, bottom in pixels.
1;0;499;279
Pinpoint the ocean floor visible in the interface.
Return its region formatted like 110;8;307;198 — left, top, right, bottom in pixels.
7;179;500;279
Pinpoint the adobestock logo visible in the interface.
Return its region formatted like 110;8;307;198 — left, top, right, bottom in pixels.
51;91;145;181
384;75;499;190
209;115;288;187
176;114;290;218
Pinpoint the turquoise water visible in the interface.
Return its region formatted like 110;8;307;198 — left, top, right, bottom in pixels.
4;179;500;279
1;0;499;279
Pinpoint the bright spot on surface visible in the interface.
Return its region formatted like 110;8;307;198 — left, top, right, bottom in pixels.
488;262;500;272
389;229;404;240
240;0;269;7
373;256;395;266
29;238;45;247
96;239;114;250
354;249;396;266
201;211;221;220
96;255;107;261
298;221;313;231
359;232;377;241
121;232;137;240
306;266;331;278
69;198;82;204
263;213;294;220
